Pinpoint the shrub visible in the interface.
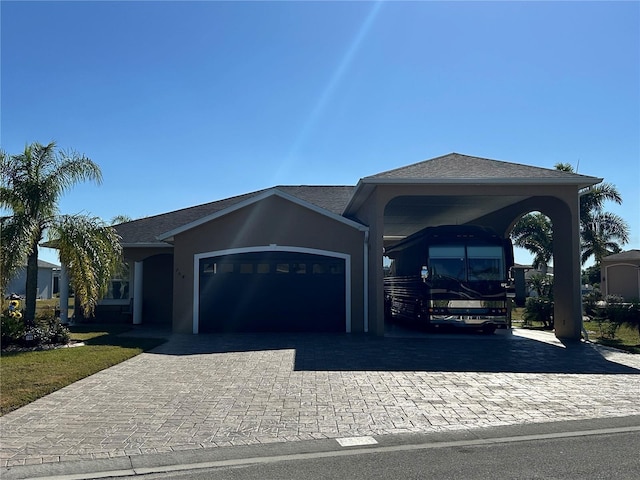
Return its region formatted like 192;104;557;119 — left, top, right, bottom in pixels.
523;296;554;329
583;288;604;317
1;314;26;347
592;316;620;339
607;299;640;337
1;311;70;349
586;294;640;340
527;274;554;299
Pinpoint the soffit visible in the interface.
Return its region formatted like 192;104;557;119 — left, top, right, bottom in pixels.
383;194;529;240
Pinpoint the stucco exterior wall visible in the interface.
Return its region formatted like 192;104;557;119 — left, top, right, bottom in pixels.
123;247;173;263
171;195;367;333
601;260;640;301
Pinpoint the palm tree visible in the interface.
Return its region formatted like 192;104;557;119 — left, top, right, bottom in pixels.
511;165;629;272
510;212;553;273
110;214;132;225
553;163;629;264
580;211;628;264
1;141;122;322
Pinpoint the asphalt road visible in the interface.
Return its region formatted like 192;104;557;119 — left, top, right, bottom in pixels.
118;424;640;480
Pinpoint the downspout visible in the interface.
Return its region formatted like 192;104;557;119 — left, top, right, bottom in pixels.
364;230;369;333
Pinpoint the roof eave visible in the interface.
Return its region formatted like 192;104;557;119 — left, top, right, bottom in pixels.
343;176;603;217
121;242;174;248
360;176;603;188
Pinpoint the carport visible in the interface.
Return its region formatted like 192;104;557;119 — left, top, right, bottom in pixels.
344;154;601;340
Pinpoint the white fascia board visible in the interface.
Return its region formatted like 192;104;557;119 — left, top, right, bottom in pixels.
157;188;368;241
342;180;374;216
121;242;174;248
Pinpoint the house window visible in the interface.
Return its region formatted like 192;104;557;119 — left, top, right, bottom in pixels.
106;276;130;300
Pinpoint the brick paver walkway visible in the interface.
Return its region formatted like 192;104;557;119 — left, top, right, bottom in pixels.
1;329;639;467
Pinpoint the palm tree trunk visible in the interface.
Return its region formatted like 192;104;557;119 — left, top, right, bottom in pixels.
24;248;39;325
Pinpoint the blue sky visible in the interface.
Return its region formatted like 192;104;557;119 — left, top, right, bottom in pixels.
2;1;639;267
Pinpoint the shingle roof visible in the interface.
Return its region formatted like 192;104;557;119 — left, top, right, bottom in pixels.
115;153;602;247
366;153;599;183
602;250;640;262
116;186;355;245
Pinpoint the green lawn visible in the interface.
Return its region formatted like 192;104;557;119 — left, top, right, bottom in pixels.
512;307;640;354
0;324;166;416
582;320;640;354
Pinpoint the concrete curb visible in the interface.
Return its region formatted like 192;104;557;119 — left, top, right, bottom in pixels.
4;415;640;480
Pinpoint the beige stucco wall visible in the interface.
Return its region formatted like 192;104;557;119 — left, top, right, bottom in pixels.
601;261;640;301
123;246;173;263
170;195;367;334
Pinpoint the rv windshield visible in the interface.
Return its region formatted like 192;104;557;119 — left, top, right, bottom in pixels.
467;246;504;281
428;246;465;280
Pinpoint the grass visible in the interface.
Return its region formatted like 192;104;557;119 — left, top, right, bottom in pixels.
512;307;640;354
582;321;640;354
0;324;166;416
32;297;74;319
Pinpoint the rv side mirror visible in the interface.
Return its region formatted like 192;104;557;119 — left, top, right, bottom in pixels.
420;266;429;281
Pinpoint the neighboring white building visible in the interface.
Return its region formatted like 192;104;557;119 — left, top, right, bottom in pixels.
4;260;59;299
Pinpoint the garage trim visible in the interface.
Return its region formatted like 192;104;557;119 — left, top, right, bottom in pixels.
193;245;352;334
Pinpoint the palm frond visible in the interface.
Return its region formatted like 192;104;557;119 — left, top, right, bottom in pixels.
50;215;122;317
0;215;39;292
510;212;553;269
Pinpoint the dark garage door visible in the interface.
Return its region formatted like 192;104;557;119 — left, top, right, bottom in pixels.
199;251;346;333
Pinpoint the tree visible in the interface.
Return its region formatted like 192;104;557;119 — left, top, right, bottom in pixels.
580;211;628;264
554;163;629;265
582;263;600;286
1;141;122;322
510;212;553;273
110;214;132;225
510;164;629;270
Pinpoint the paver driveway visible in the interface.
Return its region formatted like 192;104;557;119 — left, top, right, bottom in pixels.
1;328;639;467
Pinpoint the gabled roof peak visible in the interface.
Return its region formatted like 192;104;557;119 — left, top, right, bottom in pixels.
365;152;600;183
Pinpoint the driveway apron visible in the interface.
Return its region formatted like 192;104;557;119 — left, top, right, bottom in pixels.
2;329;639;467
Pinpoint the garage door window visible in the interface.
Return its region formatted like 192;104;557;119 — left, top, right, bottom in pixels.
276;263;289;273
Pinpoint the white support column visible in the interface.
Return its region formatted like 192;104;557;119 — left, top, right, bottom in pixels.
59;265;69;325
133;261;143;325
